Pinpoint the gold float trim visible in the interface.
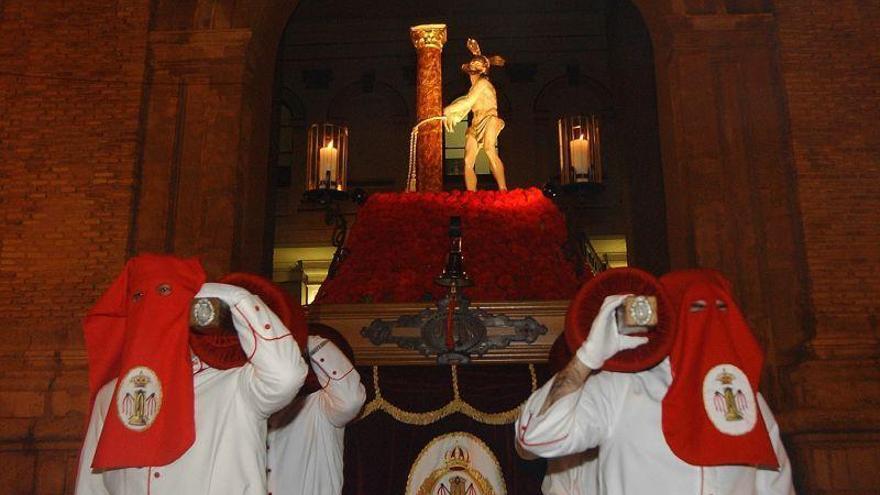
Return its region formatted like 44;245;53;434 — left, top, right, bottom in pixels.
358;364;537;426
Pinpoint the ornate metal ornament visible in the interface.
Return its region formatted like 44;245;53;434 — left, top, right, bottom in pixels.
192;298;216;327
361;294;547;364
628;295;654;327
300;188;366;279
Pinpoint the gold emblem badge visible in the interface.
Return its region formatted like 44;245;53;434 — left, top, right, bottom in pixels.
116;366;162;431
407;432;506;495
702;364;757;436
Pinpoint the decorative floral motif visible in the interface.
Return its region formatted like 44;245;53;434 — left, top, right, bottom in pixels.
315;188;584;304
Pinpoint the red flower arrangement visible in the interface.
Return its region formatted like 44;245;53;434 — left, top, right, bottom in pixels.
314;188;586;304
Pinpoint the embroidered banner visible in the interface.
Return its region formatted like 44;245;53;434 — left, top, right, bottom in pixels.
406;432;506;495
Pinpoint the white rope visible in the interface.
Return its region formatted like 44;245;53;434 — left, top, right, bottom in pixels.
406;116;447;192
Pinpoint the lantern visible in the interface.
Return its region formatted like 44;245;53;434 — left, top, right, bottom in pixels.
557;115;602;185
306;123;349;191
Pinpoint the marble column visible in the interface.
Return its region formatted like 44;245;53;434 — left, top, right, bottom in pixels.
410;24;447;192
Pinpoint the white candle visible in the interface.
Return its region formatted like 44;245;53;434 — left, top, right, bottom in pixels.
318;140;338;187
570;135;590;182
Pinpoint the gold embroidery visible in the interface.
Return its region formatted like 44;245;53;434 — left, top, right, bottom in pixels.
406;432;507;495
417;461;495;495
358;364;537;426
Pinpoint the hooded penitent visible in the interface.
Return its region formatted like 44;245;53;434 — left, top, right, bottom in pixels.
84;254;206;469
564;267;675;372
659;269;779;468
299;323;355;396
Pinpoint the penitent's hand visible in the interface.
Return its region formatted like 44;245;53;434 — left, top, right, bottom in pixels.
575;294;649;370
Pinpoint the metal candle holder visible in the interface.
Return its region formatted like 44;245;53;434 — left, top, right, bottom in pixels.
306;123;349;192
558;115;602;186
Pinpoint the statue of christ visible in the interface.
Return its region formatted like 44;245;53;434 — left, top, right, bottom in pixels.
443;39;508;192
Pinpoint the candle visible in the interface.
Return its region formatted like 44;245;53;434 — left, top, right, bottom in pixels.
570;134;590;182
318;140;338;188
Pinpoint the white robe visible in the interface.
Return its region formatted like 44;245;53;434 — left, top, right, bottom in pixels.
516;359;795;495
267;335;366;495
542;450;599;495
75;285;308;495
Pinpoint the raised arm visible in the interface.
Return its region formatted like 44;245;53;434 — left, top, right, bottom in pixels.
516;294;646;458
516;363;624;458
307;335;366;427
196;283;308;417
756;394;796;495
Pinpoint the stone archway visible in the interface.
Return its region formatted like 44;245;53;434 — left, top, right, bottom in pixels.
239;11;866;494
136;0;809;388
134;0;669;273
134;2;861;489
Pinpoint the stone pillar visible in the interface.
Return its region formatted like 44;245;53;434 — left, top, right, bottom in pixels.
133;29;263;278
647;13;814;414
410;24;447;192
651;10;880;492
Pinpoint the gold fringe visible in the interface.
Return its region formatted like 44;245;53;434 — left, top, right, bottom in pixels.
357;364;537;426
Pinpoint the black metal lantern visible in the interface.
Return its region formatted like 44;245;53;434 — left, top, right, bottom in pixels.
558;115;602;185
306;123;349;192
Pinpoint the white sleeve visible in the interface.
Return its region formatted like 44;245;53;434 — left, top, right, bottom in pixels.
756;394;796;495
308;336;366;427
542;450;600;495
196;283;308;417
74;381;114;495
515;371;625;459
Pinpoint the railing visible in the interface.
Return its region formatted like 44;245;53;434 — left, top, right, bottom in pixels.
584;237;608;275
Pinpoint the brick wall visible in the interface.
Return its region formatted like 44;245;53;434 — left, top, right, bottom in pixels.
0;0;877;493
774;0;880;341
773;3;880;491
0;0;150;350
0;1;150;492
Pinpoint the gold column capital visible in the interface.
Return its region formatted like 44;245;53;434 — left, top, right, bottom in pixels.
410;24;447;50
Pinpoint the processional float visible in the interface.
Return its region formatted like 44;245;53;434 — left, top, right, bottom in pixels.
303;25;567;495
192;24;630;495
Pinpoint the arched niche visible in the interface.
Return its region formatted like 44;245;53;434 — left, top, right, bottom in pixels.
280;87;307;120
273;87;308;197
532;74;613;116
325;80;411;188
532;73;615;185
138;0;811;402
